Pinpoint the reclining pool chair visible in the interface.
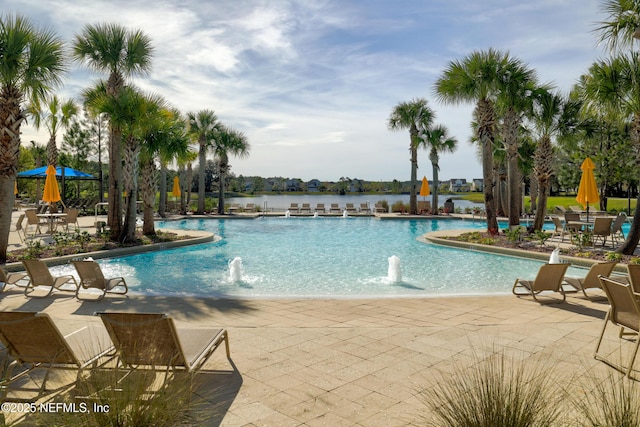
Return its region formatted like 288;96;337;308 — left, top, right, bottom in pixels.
512;263;570;304
595;276;640;378
22;259;78;298
72;260;128;301
562;261;617;300
0;311;114;401
97;312;231;374
0;268;30;292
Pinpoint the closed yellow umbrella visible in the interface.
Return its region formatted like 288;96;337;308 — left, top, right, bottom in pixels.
172;176;181;198
14;180;18;195
419;176;430;197
576;157;599;221
42;165;61;204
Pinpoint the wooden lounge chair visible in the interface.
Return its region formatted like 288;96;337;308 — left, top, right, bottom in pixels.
595;276;640;378
0;268;30;292
330;203;341;214
315;203;326;213
97;312;231;374
72;260;128;301
244;203;256;212
300;203;311;213
22;260;78;298
288;203;299;213
359;203;371;214
512;263;569;303
0;311;115;401
562;261;617;300
227;203;240;214
374;203;387;214
345;203;357;213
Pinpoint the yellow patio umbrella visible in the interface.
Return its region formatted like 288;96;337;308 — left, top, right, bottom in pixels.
42;165;61;204
172;176;181;198
14;180;18;195
419;176;430;198
576;157;599;222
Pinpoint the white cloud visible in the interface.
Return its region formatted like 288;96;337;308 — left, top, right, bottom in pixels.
4;0;606;181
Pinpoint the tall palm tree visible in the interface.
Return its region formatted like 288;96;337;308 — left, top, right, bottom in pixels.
187;110;222;214
179;150;198;213
140;108;189;234
0;15;65;263
211;126;250;214
435;49;506;234
495;55;538;226
73;23;153;241
419;125;458;213
28;95;78;167
529;89;581;231
388;98;435;215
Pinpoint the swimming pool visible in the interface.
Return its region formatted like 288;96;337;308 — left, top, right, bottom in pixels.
52;217;585;298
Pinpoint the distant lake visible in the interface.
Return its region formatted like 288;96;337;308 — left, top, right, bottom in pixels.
226;194;482;211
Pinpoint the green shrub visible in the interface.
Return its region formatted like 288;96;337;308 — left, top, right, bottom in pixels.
630;257;640;265
391;201;407;213
605;252;624;262
417;350;561;427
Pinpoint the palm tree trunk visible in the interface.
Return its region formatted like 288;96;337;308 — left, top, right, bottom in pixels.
107;126;123;240
197;142;206;214
504;108;520;227
46;134;58;167
0;179;14;264
186;163;193;212
120;137;139;243
476;99;498;234
140;158;157;235
158;163;167;218
618;115;640;254
431;152;439;215
409;124;419;215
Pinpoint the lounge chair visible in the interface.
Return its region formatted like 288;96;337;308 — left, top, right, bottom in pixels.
595;276;640;378
417;201;431;214
244;203;256;213
0;311;115;400
569;206;585;214
625;264;640;294
97;312;231;374
0;268;30;292
345;203;357;213
72;260;128;301
374;203;387;214
315;203;326;213
329;203;341;214
12;213;26;243
592;216;613;247
562;261;617;300
227;203;240;214
22;259;78;298
288;203;299;213
359;203;371;214
512;263;569;303
564;212;582;233
300;203;311;213
554;206;568;214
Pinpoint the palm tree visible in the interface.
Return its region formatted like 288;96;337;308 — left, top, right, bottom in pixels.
178;150;198;213
529;89;581;230
140;108;189;234
0;15;65;263
187;110;222;214
28;95;78;167
419;125;458;213
595;0;640;52
211;126;250;214
73;23;153;241
388;98;435;215
495;55;538;227
435;49;505;234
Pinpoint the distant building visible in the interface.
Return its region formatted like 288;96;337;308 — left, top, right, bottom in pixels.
307;179;322;192
471;179;483;192
448;178;468;192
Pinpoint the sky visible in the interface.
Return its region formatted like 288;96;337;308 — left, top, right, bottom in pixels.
5;0;607;182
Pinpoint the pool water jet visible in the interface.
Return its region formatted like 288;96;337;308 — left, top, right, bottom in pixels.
387;255;402;283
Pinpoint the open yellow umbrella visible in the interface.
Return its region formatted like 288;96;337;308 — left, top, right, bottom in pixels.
42;165;61;204
419;176;430;198
172;176;181;198
576;157;599;222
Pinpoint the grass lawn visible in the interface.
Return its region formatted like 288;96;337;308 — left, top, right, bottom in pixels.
460;193;636;214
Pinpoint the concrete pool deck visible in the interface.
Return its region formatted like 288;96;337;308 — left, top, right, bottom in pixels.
1;210;630;425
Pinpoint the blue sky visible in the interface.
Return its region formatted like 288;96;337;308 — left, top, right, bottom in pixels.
6;0;605;181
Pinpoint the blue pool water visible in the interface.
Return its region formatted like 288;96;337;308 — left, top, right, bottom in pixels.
53;217;586;298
